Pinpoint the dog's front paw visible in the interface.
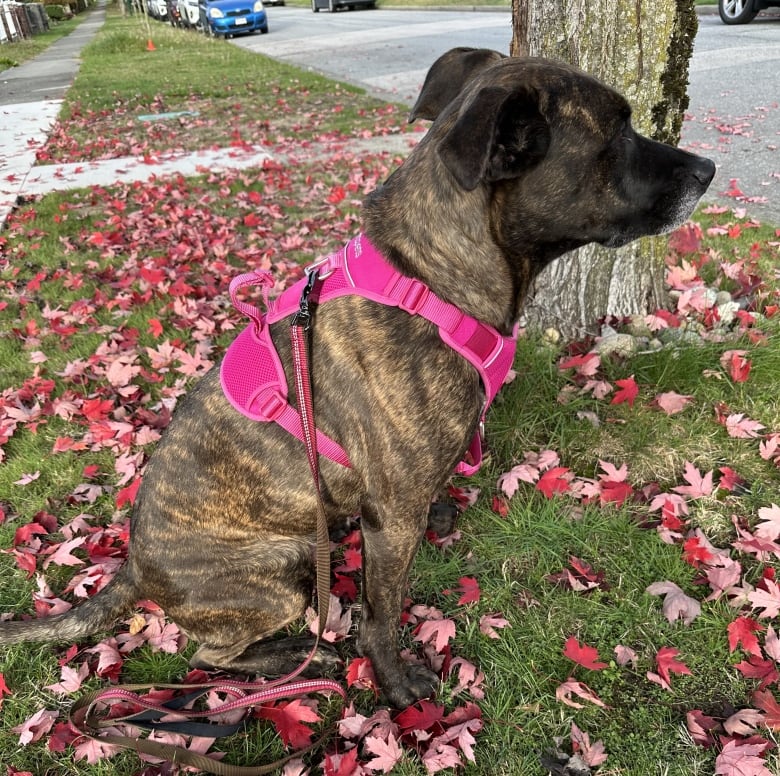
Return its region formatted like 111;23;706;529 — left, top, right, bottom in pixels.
382;664;439;708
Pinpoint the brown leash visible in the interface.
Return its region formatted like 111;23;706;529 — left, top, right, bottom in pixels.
68;268;343;773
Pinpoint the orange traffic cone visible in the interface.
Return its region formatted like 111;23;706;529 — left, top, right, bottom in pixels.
146;39;156;51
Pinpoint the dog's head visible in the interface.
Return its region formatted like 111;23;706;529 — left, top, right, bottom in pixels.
411;49;715;260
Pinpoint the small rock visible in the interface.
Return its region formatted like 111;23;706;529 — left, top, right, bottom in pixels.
658;328;703;346
625;314;652;337
716;301;740;326
595;333;638;357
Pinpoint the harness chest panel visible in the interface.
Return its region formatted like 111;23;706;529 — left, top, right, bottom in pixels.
221;234;517;475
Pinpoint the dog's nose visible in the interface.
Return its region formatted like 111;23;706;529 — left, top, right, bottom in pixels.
692;156;716;187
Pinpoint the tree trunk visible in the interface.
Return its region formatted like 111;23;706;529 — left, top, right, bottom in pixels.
511;0;698;338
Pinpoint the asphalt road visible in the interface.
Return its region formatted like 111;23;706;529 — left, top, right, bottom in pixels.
238;6;780;221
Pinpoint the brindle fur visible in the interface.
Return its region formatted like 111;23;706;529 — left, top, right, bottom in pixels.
0;50;715;708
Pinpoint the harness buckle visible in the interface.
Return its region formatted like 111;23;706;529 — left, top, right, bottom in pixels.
256;390;287;422
398;279;429;315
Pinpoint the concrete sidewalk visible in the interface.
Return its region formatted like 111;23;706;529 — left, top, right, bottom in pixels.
0;1;275;228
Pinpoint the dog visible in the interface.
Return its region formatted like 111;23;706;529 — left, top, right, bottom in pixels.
0;49;715;710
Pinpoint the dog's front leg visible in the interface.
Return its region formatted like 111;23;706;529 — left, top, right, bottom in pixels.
358;504;439;708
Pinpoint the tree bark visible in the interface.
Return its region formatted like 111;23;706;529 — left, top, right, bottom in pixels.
511;0;698;338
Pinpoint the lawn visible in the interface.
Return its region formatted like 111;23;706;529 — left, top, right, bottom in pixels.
0;13;84;70
0;5;779;776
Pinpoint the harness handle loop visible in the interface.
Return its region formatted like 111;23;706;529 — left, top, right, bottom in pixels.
228;271;276;330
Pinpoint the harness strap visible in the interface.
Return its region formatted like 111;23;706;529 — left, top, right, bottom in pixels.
221;234;517;475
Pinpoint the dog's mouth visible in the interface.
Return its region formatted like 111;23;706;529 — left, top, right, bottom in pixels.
598;157;717;249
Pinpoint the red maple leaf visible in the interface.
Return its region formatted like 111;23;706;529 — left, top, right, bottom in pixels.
115;477;141;509
749;580;780;619
345;656;377;693
725;413;765;439
0;672;11;707
324;747;360;776
555;678;608;709
610;376;639;407
363;733;404;773
686;709;720;747
728;616;764;656
735;656;780;690
672;461;715;499
682;536;716;568
721;350;752;383
81;397;114;421
755;504;780;541
655;646;691;685
752;690;780;730
600;480;634;506
331;572;358;602
454;577;480;606
536;467;572;498
395;699;444;736
413;617;456;652
668;222;703;254
326;185;346;204
563;636;608;670
147;318;164;338
715;740;773;776
653;391;694;416
718;466;745;493
13;522;49;547
255;699;321;749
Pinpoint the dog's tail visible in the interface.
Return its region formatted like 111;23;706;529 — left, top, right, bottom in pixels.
0;566;137;645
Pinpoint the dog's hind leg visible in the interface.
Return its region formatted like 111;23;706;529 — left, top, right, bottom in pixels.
159;537;338;678
190;635;341;677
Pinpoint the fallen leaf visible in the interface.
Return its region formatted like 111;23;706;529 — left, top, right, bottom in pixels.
610;375;639;407
555;678;608;709
646;580;701;625
563;636;608;670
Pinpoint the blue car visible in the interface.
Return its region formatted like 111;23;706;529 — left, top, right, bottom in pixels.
199;0;268;36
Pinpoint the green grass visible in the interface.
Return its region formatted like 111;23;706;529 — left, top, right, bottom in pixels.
0;13;84;70
35;5;413;164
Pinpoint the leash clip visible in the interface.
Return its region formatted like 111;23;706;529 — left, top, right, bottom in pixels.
292;267;319;331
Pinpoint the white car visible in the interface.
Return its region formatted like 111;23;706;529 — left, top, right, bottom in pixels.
177;0;200;27
146;0;168;18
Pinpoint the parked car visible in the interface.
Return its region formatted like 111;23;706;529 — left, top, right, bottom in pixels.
166;0;183;25
719;0;780;23
177;0;200;27
311;0;373;10
146;0;168;18
199;0;267;36
264;0;283;5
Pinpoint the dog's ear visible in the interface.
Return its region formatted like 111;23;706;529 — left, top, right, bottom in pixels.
438;85;551;191
408;47;506;123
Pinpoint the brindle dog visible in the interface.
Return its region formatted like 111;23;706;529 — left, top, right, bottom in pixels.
0;49;715;709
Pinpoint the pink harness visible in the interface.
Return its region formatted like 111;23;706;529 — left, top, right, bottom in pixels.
220;234;517;476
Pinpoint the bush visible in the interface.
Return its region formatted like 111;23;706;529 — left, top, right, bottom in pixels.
44;3;71;18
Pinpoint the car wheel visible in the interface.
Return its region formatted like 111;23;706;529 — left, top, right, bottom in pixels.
260;24;268;32
718;0;758;23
